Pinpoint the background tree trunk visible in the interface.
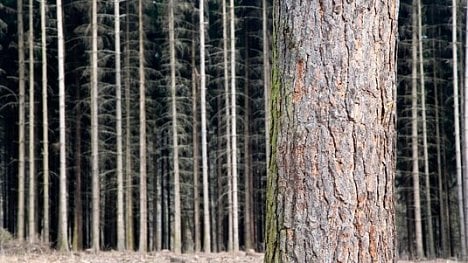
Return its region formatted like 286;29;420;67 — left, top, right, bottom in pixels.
453;0;466;257
17;0;25;242
411;0;424;258
265;0;398;261
115;0;124;251
168;0;181;253
40;0;49;245
57;0;68;250
200;0;211;253
90;0;100;252
27;0;35;243
138;0;147;252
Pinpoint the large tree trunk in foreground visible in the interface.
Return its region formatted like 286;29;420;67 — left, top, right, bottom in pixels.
265;0;398;262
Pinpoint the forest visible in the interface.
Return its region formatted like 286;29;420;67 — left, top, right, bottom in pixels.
0;0;465;261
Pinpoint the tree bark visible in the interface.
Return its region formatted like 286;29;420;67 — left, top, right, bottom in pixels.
453;0;466;257
411;0;424;258
28;0;35;243
57;0;68;250
229;0;239;252
265;0;398;261
115;0;125;251
168;0;181;253
91;0;100;252
40;0;49;245
200;0;211;253
138;0;148;252
17;0;25;242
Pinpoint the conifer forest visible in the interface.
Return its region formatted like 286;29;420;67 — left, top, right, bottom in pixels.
0;0;467;261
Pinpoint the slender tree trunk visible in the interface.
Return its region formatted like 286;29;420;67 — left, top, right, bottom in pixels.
453;0;466;258
57;0;68;250
91;0;100;252
138;0;148;252
40;0;49;245
200;0;211;253
17;0;25;242
411;0;424;258
72;101;83;250
463;0;468;256
115;0;125;251
124;0;134;251
262;0;270;190
265;0;397;261
417;0;434;256
192;39;201;252
433;38;449;257
28;0;35;243
229;0;239;252
243;33;253;251
222;0;233;252
168;0;181;253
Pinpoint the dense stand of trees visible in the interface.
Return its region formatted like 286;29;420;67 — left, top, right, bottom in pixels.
2;0;468;260
0;0;270;252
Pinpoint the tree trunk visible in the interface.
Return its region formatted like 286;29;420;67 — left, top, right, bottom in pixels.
168;0;181;253
72;102;83;251
40;0;49;245
417;0;434;256
28;0;35;243
411;0;424;258
124;0;134;250
192;38;201;252
229;0;239;252
453;0;466;257
200;0;211;253
17;0;25;242
265;0;398;261
115;0;125;251
222;0;233;252
57;0;68;250
463;0;468;256
433;37;449;257
243;33;253;251
91;0;100;252
138;0;148;252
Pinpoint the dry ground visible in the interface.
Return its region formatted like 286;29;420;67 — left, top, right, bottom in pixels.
0;251;264;263
0;253;464;263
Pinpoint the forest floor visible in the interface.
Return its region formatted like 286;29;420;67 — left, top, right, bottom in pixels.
0;250;264;263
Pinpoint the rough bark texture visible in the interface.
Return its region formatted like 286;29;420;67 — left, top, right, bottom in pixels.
265;0;398;262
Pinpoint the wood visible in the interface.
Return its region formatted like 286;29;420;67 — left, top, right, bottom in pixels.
265;0;398;261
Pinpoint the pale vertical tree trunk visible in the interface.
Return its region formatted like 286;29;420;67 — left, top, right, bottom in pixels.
40;0;49;245
417;0;434;256
262;0;270;185
72;101;83;250
91;0;100;252
463;0;468;256
229;0;239;252
200;0;211;253
124;0;134;250
57;0;68;250
28;0;35;243
453;0;466;258
433;38;449;257
17;0;25;242
265;0;397;261
243;34;253;251
222;0;233;252
192;37;201;252
168;0;181;253
115;0;125;251
138;0;148;252
411;0;424;258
